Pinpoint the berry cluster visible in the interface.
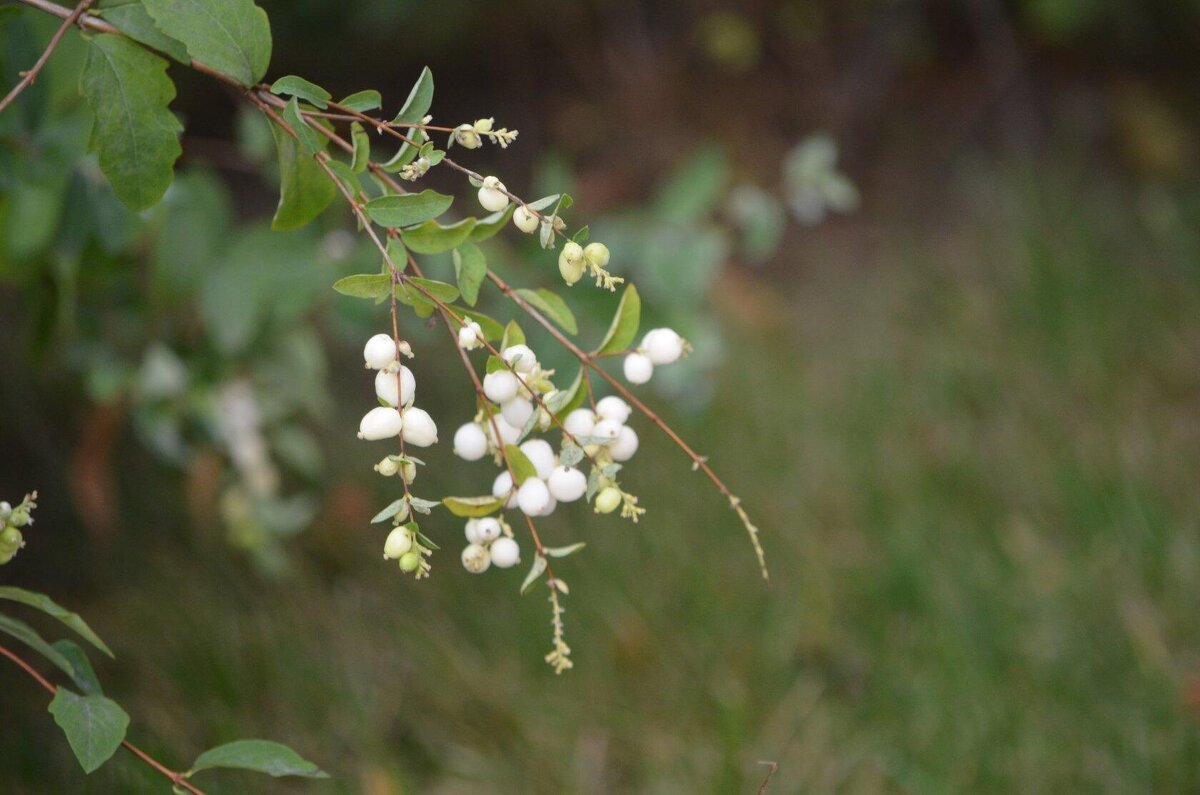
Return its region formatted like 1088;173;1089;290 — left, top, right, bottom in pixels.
623;327;690;385
0;492;37;566
461;516;521;573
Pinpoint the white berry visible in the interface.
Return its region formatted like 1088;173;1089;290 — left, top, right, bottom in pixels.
363;334;397;370
465;519;481;544
501;396;533;429
485;415;522;447
476;517;502;543
478;177;509;212
547;466;586;502
624;352;654;384
374;365;415;407
383;527;413;559
502;344;537;373
453;423;488;461
595;396;631;425
490;536;520;568
400;407;438;447
462;543;491;573
513;205;539;233
517;477;550;516
457;321;483;350
642;327;686;365
610;425;639;461
492;471;517;508
358;407;403;440
563;408;596;437
519;438;556;479
538;493;557;517
483;370;520;404
592;418;622;443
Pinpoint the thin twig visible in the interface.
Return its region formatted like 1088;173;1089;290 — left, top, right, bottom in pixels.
0;0;93;116
756;761;779;795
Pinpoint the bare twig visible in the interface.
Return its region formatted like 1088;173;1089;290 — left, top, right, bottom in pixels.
756;760;779;794
0;0;94;116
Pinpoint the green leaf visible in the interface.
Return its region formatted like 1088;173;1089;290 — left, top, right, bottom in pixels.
394;284;435;318
544;542;586;558
404;276;459;304
467;205;514;242
143;0;272;86
455;308;503;341
452;243;486;306
0;587;114;658
0;614;77;682
79;34;182;212
558;442;584;468
504;445;538;485
52;640;104;696
401;217;477;255
381;129;426;172
332;273;391;299
516;288;577;335
364;190;453;228
593;283;641;355
548;368;587;418
190;739;328;779
269;120;334;230
371;499;407;524
270;75;330;109
520;555;547;594
48;689;129;774
281;96;322;156
501;320;525;349
391;66;433;125
96;0;190;62
442;495;506;517
323;158;360;195
338;89;382;112
350;121;370;173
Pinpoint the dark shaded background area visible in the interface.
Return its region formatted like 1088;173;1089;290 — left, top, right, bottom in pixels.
3;0;1200;792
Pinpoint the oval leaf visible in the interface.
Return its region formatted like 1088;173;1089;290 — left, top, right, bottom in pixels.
190;739;329;779
96;0;190;63
270;75;330;109
504;444;538;485
391;66;433;126
365;190;453;228
401;217;477;255
143;0;272;86
520;554;547;594
338;89;382;112
442;495;506;518
0;614;77;683
593;284;641;355
269;121;334;230
333;273;391;299
48;689;129;774
0;586;114;658
516;288;577;335
452;243;486;306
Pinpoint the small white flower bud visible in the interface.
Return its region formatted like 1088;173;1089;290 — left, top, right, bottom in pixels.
501;396;533;429
358;407;403;440
501;344;537;374
519;438;556;479
595;396;631;425
513;205;539;233
563;408;596;438
478;176;510;212
397;340;414;358
454;123;482;149
483;370;520;404
583;242;610;270
592;418;622;443
400;406;438;447
462;543;491;573
490;536;520;568
375;456;401;476
457;321;483;350
453;423;489;461
641;327;686;365
363;334;397;369
375;365;415;407
610;425;639;461
517;477;551;516
384;527;413;559
476;517;502;543
474;117;494;133
623;352;654;384
547;466;587;502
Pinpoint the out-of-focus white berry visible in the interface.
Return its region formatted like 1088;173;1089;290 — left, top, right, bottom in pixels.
363;334;397;369
538;493;557;516
502;344;537;374
453;423;488;461
641;327;686;365
490;536;520;568
476;517;502;543
457;321;483;350
517;477;550;516
519;438;556;479
478;176;510;212
593;418;622;443
501;396;533;429
610;425;639;461
462;543;491;573
513;205;539;233
400;407;438;447
358;407;403;440
595;396;631;425
563;408;596;437
483;370;520;404
558;241;584;285
375;365;415;407
384;527;413;559
485;415;522;447
492;471;517;508
583;242;610;270
624;352;654;384
465;518;481;544
548;466;587;502
595;486;622;514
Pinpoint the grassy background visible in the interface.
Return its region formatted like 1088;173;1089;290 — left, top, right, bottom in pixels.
5;157;1200;793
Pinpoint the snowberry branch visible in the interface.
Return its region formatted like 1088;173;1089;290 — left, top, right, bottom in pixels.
0;0;93;115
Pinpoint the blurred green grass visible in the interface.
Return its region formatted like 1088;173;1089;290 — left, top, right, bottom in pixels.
5;162;1200;794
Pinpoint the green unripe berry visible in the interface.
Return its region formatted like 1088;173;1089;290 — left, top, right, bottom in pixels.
583;242;610;270
0;549;14;565
9;509;30;528
398;551;421;572
594;486;622;514
0;526;22;552
375;457;400;477
559;242;585;285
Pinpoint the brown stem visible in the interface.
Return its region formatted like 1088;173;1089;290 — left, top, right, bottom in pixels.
0;644;207;794
0;0;94;116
